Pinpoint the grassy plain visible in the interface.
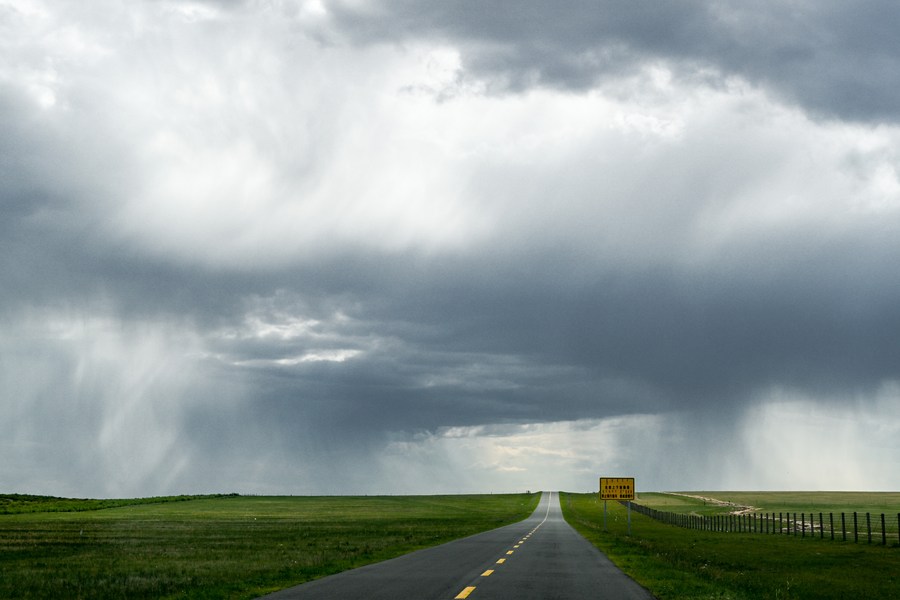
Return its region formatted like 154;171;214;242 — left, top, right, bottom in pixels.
0;493;539;600
561;492;900;599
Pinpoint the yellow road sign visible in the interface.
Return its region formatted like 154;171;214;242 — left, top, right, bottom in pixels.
599;477;635;500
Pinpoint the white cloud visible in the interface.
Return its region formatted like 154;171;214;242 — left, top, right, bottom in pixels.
12;0;900;273
378;417;667;494
4;0;900;497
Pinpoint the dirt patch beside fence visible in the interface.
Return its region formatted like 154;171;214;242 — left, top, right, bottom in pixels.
667;492;758;516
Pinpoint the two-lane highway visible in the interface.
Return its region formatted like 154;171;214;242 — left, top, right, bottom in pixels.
453;492;653;599
260;492;654;599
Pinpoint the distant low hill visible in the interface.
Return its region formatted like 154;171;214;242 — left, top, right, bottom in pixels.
0;493;237;514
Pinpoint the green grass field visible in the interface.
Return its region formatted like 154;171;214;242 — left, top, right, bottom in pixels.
0;493;539;599
561;491;900;599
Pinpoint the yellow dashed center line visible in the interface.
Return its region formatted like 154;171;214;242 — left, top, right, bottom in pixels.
457;508;547;600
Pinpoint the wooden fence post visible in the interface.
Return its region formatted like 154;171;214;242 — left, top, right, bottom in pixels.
842;513;846;542
802;512;805;537
829;513;834;540
867;513;872;544
881;513;886;545
819;513;823;539
853;512;858;543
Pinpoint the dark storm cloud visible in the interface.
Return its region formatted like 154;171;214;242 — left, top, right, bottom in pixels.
5;140;895;492
4;0;900;495
329;0;900;122
192;236;900;440
3;84;896;434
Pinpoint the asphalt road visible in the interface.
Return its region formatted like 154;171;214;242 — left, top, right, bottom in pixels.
259;491;654;599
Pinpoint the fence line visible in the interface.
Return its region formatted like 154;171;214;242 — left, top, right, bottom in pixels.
627;501;900;546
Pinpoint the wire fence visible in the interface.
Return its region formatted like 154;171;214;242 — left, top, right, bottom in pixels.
628;501;900;546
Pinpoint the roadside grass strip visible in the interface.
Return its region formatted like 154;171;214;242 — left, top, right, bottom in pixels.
561;492;900;600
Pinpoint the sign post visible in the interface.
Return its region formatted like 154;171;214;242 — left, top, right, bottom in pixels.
599;477;635;535
627;500;632;536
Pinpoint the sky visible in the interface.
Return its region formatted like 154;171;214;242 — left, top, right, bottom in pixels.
3;0;900;498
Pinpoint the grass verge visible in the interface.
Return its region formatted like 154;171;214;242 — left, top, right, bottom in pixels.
0;493;539;599
560;492;900;599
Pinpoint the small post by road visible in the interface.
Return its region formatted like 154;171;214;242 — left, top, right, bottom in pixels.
627;501;632;536
603;500;608;532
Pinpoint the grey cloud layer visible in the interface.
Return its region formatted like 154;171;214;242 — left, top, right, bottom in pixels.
3;0;900;495
330;0;900;122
